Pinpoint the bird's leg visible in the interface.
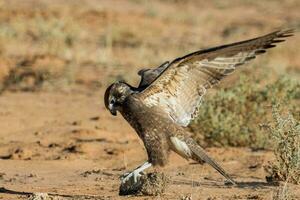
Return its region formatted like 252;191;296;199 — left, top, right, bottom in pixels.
120;161;152;184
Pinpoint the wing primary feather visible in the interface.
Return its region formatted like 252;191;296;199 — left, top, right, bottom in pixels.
263;44;277;49
279;33;294;37
272;39;285;43
244;55;256;61
255;50;266;54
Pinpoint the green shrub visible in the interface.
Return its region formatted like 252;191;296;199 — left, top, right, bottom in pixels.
189;74;300;149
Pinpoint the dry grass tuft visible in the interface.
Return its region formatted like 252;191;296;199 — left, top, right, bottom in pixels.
265;104;300;185
272;182;294;200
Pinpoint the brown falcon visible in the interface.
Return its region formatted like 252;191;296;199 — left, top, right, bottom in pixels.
104;29;294;186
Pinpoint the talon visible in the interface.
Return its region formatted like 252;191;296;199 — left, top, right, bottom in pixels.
120;162;152;185
120;172;130;180
120;171;143;184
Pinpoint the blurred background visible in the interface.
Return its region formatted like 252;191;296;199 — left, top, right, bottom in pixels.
0;0;299;92
0;0;299;199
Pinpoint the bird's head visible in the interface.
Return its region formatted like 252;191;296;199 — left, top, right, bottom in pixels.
104;81;133;116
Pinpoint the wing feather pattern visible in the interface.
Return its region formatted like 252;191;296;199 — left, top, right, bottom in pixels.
138;29;294;126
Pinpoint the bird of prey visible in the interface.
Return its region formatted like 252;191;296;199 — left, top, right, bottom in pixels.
104;29;294;186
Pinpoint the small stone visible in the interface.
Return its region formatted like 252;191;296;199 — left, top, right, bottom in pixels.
90;116;100;121
34;131;42;136
71;121;81;126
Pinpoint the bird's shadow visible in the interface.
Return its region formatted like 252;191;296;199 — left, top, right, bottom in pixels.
0;187;103;198
172;179;279;189
235;181;279;189
0;187;31;196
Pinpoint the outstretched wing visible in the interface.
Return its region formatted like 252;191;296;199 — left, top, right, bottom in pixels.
137;61;170;88
138;29;294;127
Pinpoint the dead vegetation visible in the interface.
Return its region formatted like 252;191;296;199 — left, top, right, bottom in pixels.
272;183;294;200
265;104;300;185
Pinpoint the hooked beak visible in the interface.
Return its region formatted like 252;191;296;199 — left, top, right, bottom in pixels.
108;103;117;116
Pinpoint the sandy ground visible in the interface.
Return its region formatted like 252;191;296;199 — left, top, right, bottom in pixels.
0;90;299;200
0;0;299;199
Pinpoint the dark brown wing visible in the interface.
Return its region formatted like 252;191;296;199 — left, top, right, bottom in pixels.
137;29;294;126
137;61;170;88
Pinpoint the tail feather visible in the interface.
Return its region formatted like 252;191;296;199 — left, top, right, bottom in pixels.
185;138;236;185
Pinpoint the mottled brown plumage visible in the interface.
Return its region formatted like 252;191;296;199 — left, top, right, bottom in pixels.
104;29;294;186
